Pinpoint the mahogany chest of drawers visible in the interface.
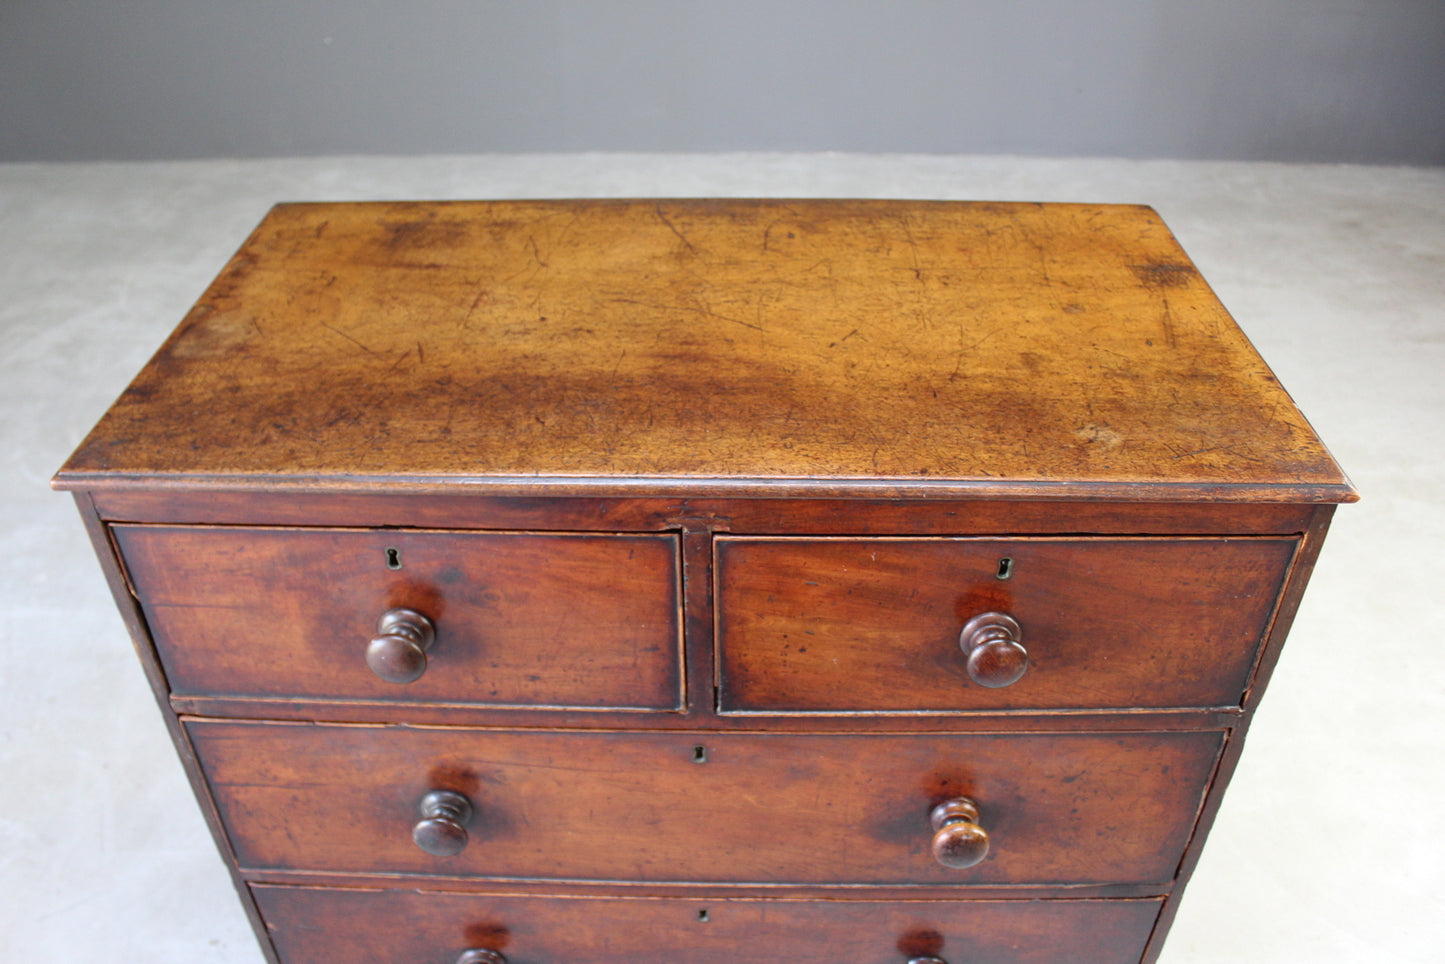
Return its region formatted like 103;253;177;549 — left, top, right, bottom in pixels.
54;199;1355;964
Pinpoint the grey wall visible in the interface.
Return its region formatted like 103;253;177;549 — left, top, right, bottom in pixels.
4;0;1443;164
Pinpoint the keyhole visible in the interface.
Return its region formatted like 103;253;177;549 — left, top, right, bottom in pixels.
692;745;707;764
995;557;1013;580
385;547;402;570
697;908;710;922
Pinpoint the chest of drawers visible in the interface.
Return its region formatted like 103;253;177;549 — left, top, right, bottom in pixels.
55;199;1354;964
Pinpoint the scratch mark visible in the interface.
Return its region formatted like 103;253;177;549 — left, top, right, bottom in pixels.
1170;444;1263;463
948;324;997;381
462;282;494;327
655;203;698;255
613;297;763;332
385;349;412;374
1014;223;1053;290
900;214;924;282
321;323;378;355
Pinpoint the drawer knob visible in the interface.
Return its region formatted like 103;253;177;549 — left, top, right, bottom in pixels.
366;607;436;683
457;952;507;964
930;797;990;869
958;612;1028;688
413;789;473;857
908;958;948;964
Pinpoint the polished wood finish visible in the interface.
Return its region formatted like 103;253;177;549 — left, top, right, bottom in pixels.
717;536;1296;713
188;721;1221;887
55;201;1354;964
114;525;682;710
251;885;1164;964
54;200;1354;505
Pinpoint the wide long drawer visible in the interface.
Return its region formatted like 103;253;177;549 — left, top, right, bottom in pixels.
716;536;1295;713
116;525;682;710
252;884;1164;964
190;722;1222;887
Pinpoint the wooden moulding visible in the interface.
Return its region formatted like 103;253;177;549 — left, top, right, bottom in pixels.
85;488;1322;534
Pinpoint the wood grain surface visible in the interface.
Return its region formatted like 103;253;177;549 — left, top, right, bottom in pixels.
189;722;1222;887
55;199;1355;502
716;536;1296;712
117;525;682;709
251;885;1164;964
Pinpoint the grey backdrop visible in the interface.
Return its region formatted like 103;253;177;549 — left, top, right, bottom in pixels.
3;0;1443;164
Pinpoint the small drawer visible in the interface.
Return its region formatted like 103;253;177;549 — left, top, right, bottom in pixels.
190;722;1222;887
253;884;1163;964
116;525;681;710
716;536;1295;713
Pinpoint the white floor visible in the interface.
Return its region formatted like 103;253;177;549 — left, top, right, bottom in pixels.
2;153;1441;963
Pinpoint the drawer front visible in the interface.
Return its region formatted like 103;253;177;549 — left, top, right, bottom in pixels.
116;525;682;710
717;536;1295;713
191;722;1222;886
253;885;1163;964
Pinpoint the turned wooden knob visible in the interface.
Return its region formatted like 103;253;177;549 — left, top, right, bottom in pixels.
908;958;948;964
958;612;1028;688
930;797;990;869
413;789;472;856
456;951;507;964
366;607;436;683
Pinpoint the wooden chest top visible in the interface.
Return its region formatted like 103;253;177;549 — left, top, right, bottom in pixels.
54;198;1354;503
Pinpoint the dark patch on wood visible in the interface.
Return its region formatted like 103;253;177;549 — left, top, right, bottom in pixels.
1130;262;1197;288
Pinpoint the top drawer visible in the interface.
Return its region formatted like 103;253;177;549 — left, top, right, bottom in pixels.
115;525;682;710
716;536;1295;713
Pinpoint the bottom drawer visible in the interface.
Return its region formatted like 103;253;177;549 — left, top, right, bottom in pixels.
252;884;1163;964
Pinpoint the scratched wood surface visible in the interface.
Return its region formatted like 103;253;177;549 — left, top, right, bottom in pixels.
55;199;1354;502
